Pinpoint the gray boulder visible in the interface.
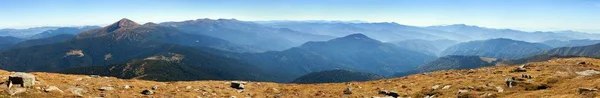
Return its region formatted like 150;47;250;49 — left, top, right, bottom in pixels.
142;89;154;95
7;72;36;88
344;88;352;94
230;81;246;90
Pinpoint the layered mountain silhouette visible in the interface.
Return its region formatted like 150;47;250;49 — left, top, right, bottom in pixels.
11;34;75;49
541;39;600;48
544;43;600;58
225;34;436;81
0;27;60;38
291;69;383;84
29;26;100;39
390;39;458;56
4;18;600;84
0;19;254;72
0;36;23;50
427;24;600;42
441;38;552;59
160;19;334;51
258;21;469;42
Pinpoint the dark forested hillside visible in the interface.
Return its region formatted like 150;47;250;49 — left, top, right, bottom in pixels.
291;70;383;84
0;36;23;50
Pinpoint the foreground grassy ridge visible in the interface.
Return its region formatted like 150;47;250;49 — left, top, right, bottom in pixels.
0;57;599;97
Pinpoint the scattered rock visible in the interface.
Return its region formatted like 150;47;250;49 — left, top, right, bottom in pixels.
377;90;399;97
493;70;503;74
480;93;497;97
44;86;64;93
67;87;84;97
141;89;154;95
123;85;131;89
8;88;27;96
152;85;159;90
457;89;475;98
578;62;587;65
230;81;246;90
424;95;435;98
7;72;36;88
510;67;527;73
505;77;517;88
75;77;83;81
99;86;114;91
468;69;475;73
496;86;504;92
88;75;101;78
576;70;600;76
521;74;533;79
442;85;452;89
343;88;352;94
579;88;598;94
186;86;192;89
431;85;440;90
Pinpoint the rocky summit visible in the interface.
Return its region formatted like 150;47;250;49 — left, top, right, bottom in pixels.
0;57;598;97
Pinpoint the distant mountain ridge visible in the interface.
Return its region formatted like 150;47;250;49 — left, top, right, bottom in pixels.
161;18;334;51
29;26;100;39
226;34;436;82
541;39;600;48
544;43;600;58
0;19;255;72
441;38;552;59
390;39;459;56
0;27;61;38
427;24;600;42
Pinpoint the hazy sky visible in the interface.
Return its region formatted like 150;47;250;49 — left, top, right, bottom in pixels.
1;0;599;33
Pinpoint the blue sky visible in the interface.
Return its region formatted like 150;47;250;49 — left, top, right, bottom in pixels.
1;0;599;33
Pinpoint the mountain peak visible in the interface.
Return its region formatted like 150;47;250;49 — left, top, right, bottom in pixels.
106;18;140;32
341;33;370;40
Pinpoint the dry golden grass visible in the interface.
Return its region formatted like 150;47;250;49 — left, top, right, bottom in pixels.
1;57;600;98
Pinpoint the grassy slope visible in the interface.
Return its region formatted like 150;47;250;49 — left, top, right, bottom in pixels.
1;57;600;97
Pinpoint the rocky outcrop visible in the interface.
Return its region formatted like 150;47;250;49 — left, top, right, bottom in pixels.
7;72;36;88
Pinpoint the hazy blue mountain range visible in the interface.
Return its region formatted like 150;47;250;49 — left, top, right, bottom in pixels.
427;24;600;42
390;39;459;56
257;21;469;42
160;19;334;51
29;26;100;39
2;18;600;83
541;39;600;48
0;19;254;71
0;27;61;38
0;36;23;50
441;38;552;59
218;34;436;82
11;34;76;49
